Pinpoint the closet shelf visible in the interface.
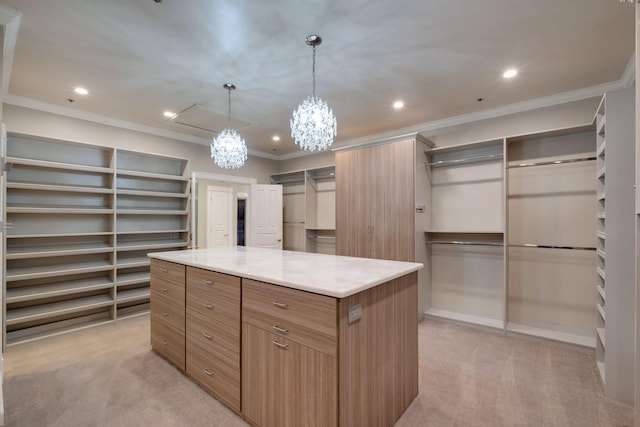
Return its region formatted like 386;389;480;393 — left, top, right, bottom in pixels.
7;206;113;214
596;231;606;240
116;272;150;287
115;169;188;181
5;156;114;174
6;243;114;260
597;267;606;280
116;229;188;235
597;285;606;301
116;209;188;215
596;327;606;348
597;304;606;322
116;257;150;269
116;188;189;198
597;249;606;259
7;231;114;239
6;313;112;347
6;260;114;282
116;239;188;252
116;303;150;319
6;182;114;194
425;230;504;234
507;156;596;169
425;308;503;330
6;294;114;326
6;277;114;304
116;288;150;303
426;240;503;247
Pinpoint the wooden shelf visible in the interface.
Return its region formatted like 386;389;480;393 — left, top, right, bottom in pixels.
6;294;114;326
6;313;112;347
596;327;606;348
425;308;504;330
116;188;188;198
116;239;188;252
116;229;188;235
6;182;114;194
597;304;606;322
6;156;113;174
597;267;606;280
116;288;150;303
116;271;150;286
6;277;114;304
116;302;150;319
7;206;113;214
7;232;114;239
597;285;606;301
116;169;188;181
116;257;150;269
116;209;187;215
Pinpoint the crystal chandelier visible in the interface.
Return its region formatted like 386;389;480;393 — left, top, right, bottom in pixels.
290;34;337;152
211;83;247;169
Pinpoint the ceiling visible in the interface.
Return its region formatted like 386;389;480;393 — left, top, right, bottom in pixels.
0;0;636;158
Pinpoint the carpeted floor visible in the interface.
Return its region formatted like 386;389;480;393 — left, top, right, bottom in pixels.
2;315;634;426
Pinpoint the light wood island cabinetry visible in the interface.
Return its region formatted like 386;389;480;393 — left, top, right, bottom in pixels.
149;247;422;427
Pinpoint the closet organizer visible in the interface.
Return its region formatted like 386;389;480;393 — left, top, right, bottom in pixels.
424;124;597;348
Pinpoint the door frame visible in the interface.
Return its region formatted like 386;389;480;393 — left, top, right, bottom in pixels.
191;172;257;249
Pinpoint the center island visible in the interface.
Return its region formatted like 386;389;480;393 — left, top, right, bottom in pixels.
148;246;423;427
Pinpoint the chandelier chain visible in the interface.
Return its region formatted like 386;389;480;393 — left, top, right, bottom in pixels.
312;44;316;98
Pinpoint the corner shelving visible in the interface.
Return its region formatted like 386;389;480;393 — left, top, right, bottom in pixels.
3;134;190;347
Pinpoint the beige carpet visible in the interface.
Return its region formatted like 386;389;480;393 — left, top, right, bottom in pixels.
2;316;634;426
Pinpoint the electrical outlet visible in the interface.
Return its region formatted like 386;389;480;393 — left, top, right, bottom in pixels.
348;304;362;324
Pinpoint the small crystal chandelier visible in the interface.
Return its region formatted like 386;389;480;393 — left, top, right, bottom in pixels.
290;34;337;152
211;83;247;169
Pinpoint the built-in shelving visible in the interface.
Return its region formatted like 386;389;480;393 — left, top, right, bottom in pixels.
271;166;335;254
3;134;190;347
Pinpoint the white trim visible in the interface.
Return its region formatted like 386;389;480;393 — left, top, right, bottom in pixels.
0;5;21;97
620;50;636;87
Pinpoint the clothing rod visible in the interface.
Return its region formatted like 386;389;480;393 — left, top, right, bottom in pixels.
507;156;596;169
307;235;336;241
426;240;503;247
272;178;304;185
284;221;305;224
425;152;503;167
508;243;596;251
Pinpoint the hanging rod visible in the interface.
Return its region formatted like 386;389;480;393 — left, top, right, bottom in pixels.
425;153;503;167
284;221;305;225
426;240;503;247
508;243;596;251
271;177;305;185
507;156;596;169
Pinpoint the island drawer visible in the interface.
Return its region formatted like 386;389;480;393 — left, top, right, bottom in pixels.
187;267;240;302
151;318;185;370
151;275;185;308
187;283;239;328
186;311;240;370
187;343;240;412
151;259;185;286
151;296;185;333
242;279;337;339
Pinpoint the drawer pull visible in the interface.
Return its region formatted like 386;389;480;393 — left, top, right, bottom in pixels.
202;332;213;340
161;339;169;345
203;279;213;285
160;311;169;316
160;287;168;293
272;340;288;349
203;303;214;310
272;325;288;334
203;368;214;377
273;301;289;309
162;268;168;273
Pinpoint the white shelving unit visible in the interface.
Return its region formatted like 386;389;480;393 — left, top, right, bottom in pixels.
592;89;635;405
424;139;506;330
271;166;335;254
424;125;599;350
3;134;190;347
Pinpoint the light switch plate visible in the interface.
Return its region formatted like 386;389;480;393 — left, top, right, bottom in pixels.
348;304;362;324
415;204;425;214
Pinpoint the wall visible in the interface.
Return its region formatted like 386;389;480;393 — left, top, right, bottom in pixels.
278;150;334;174
2;104;279;183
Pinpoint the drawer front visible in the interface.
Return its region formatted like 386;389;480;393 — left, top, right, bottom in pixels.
187;344;240;412
186;311;240;370
151;297;185;333
187;283;239;328
243;308;336;356
151;275;185;309
242;279;337;338
151;259;185;286
151;318;185;370
187;267;240;302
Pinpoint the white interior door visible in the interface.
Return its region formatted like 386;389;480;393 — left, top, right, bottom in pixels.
248;184;283;249
206;186;233;248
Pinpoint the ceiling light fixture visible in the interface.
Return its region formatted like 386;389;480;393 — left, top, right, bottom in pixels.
211;83;247;169
272;136;281;142
290;34;337;152
74;87;89;95
393;100;404;109
163;111;176;118
503;68;518;79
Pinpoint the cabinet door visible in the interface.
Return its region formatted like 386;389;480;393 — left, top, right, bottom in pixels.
242;324;337;427
336;148;370;258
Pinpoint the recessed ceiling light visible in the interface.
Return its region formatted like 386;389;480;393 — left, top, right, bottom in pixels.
163;111;176;118
74;87;89;95
503;68;518;79
393;101;404;109
272;136;281;142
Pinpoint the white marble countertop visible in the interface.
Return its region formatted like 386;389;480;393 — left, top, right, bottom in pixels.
148;247;423;298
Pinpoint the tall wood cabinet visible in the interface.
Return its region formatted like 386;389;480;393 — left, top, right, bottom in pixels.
336;136;429;262
4;133;190;347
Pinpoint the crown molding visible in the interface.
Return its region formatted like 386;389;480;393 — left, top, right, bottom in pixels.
3;94;280;161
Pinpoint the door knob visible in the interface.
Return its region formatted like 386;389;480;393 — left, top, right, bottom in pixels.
224;233;229;237
277;238;282;242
